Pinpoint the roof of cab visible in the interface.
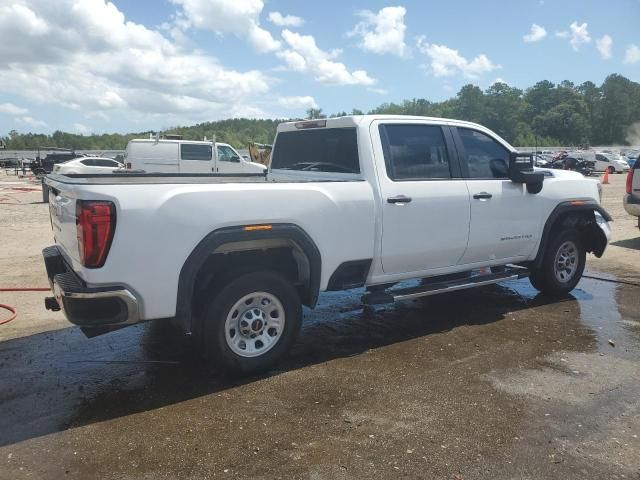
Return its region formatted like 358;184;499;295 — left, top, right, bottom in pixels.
276;115;491;133
275;114;515;151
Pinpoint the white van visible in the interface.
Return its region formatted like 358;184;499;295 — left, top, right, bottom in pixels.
125;139;266;174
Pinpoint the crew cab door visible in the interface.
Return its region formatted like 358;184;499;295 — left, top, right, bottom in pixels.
372;121;471;274
179;143;215;173
452;127;541;264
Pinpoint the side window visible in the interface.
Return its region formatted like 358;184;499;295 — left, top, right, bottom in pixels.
181;144;212;161
458;128;509;179
95;159;118;167
379;124;451;180
217;145;239;162
80;159;95;166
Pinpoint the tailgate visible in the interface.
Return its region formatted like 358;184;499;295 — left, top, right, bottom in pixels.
46;178;81;265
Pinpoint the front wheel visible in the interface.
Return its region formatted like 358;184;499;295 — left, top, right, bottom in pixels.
608;166;615;174
529;228;586;296
203;271;302;374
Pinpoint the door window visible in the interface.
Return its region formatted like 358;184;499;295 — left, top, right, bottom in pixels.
180;144;212;161
458;128;509;179
80;159;96;166
95;159;119;167
217;145;240;162
379;124;451;180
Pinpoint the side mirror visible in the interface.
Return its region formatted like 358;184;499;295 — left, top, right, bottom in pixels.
509;151;545;194
231;155;241;163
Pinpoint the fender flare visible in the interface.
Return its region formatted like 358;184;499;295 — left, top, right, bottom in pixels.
533;200;612;269
176;223;321;332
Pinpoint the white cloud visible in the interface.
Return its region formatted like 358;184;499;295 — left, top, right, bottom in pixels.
523;24;547;43
170;0;280;53
556;21;591;51
349;6;408;57
0;0;272;125
624;44;640;64
0;103;29;115
16;116;47;128
368;87;389;95
596;35;613;59
268;11;304;27
276;96;318;110
491;77;508;86
73;123;91;135
417;37;499;78
277;29;375;86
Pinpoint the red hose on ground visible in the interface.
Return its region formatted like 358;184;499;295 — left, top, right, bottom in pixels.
0;287;50;291
0;287;52;325
0;304;17;325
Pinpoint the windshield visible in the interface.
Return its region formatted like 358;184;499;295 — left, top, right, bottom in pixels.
271;128;360;174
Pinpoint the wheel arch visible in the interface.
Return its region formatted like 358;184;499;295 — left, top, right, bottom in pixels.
532;200;611;269
176;223;321;333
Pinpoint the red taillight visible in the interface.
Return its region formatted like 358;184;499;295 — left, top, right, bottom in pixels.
627;168;634;194
76;200;116;268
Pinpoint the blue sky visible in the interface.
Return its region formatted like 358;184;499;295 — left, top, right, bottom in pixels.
0;0;638;135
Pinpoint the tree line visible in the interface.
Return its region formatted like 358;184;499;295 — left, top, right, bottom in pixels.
2;74;639;151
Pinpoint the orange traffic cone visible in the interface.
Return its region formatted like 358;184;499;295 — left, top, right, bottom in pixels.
602;168;609;185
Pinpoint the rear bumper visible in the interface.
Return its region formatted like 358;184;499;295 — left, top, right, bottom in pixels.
43;246;139;327
623;194;640;217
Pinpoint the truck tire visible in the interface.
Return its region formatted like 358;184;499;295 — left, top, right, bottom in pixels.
203;271;302;374
529;228;586;296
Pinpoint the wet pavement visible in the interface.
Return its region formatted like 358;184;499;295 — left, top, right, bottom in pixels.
1;275;640;479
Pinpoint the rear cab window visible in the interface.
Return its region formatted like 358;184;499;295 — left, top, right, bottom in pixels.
271;128;360;174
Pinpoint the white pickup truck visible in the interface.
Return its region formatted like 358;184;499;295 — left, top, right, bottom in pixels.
43;115;611;373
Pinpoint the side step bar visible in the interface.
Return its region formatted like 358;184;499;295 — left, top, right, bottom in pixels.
362;266;530;306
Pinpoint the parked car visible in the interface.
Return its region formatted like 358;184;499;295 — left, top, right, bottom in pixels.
548;157;594;176
43;115;611;374
52;157;123;175
623;157;640;229
31;149;85;175
594;151;630;174
125;138;266;174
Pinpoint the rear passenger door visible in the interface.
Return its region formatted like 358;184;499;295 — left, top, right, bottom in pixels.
372;121;471;275
452;127;541;264
179;143;214;173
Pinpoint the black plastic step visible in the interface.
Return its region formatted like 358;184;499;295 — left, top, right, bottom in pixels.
362;266;529;305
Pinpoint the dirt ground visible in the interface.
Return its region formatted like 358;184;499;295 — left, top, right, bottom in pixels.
0;172;639;479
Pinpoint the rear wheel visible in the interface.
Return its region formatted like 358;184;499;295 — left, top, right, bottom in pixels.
608;166;615;174
529;228;586;296
203;271;302;374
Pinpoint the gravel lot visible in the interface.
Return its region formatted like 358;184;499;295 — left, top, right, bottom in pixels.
0;172;639;480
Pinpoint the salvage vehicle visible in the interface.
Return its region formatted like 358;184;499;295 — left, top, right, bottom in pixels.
125;137;266;174
42;115;611;373
623;157;640;229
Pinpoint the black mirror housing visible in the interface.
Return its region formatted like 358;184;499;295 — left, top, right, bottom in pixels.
509;151;545;194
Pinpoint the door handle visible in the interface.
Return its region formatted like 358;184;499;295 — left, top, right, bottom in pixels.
387;195;412;204
473;192;493;200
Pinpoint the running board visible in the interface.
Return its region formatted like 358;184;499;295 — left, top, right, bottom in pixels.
362;266;530;306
